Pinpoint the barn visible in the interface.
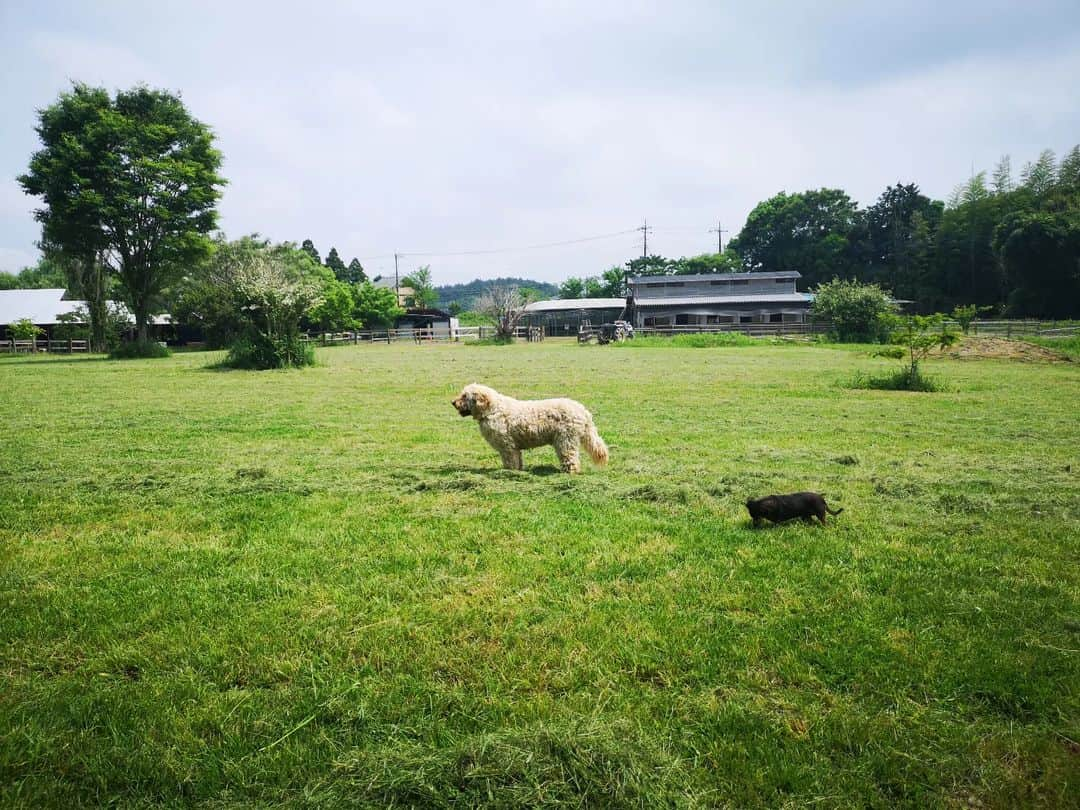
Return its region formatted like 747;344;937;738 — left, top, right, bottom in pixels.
521;297;628;337
627;271;812;328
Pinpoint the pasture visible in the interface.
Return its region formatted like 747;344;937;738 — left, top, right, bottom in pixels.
1;341;1077;807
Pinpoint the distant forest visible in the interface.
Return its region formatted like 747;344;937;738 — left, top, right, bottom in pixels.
434;277;559;310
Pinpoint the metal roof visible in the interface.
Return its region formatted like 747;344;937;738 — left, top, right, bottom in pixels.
629;271;800;284
0;288;172;326
0;289;82;325
634;293;812;307
524;297;626;312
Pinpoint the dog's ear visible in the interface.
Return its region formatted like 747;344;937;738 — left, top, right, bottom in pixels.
471;389;491;414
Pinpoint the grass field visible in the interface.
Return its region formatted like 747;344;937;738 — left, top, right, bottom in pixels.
1;341;1078;808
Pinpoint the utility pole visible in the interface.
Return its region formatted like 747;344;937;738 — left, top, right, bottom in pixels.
394;252;400;303
708;221;729;253
637;218;653;258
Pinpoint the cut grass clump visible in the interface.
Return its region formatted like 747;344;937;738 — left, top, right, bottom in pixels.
848;366;950;392
616;332;758;348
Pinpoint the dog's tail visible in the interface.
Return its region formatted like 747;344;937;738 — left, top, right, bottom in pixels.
826;506;844;516
583;418;609;467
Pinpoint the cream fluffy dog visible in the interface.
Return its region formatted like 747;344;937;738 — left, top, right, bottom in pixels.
452;383;609;473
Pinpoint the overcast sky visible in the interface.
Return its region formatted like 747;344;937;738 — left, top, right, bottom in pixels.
2;1;1079;285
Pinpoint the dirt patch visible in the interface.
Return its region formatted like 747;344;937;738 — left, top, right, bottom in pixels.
940;337;1070;363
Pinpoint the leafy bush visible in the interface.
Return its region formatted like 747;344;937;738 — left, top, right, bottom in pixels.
9;318;42;341
206;244;324;370
615;332;757;348
223;331;314;369
109;341;171;359
811;279;895;342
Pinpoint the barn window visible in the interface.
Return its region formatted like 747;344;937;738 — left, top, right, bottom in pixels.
769;312;783;323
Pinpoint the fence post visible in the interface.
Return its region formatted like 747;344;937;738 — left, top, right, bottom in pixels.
1007;322;1012;338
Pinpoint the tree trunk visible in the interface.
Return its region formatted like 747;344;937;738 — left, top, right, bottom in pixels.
136;308;149;344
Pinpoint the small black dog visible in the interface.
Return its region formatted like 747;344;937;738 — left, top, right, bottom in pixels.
746;492;843;526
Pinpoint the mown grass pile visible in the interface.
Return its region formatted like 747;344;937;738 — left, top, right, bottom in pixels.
1;342;1077;807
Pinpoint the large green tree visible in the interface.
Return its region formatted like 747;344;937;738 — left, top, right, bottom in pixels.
994;211;1080;318
861;183;944;302
346;257;367;284
324;247;347;281
728;189;860;285
300;239;321;265
0;258;67;290
669;251;743;275
19;83;225;344
353;281;404;328
599;265;626;297
403;265;438;308
624;255;671;277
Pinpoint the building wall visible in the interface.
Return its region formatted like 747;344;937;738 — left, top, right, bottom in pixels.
635;306;807;328
631;276;797;299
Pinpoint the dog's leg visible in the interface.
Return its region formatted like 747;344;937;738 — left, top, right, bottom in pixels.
555;437;581;474
509;449;523;470
498;448;521;470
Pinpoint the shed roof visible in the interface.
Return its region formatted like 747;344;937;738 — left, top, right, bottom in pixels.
629;271;801;284
0;289;82;325
633;293;812;307
523;298;626;313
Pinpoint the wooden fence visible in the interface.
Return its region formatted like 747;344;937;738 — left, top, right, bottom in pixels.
947;320;1079;337
298;320;1078;346
300;326;535;345
0;339;89;354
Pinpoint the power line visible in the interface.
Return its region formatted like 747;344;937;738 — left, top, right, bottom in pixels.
347;222;735;264
399;228;640;258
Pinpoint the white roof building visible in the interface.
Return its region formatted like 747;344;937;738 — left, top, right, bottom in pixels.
0;288;171;328
0;289;82;326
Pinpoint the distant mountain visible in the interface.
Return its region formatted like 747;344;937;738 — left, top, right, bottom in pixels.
435;277;559;310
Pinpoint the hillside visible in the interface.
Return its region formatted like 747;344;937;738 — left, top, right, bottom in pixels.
434;277;559;310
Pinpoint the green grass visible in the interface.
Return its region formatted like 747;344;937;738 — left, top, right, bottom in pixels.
616;332;759;348
1;344;1078;807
